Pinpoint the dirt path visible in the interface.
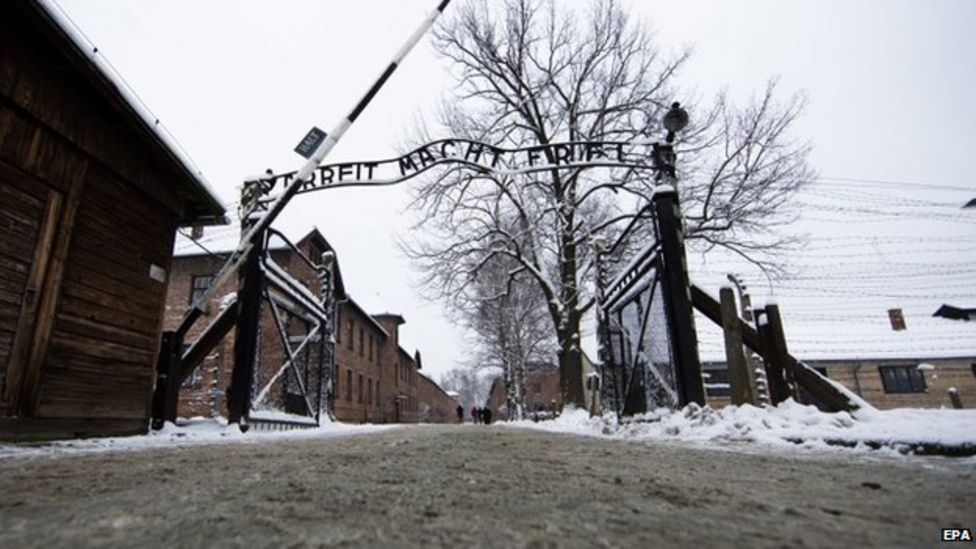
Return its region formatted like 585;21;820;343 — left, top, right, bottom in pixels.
0;425;973;548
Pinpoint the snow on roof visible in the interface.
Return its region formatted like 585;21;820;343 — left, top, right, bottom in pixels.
695;305;976;362
34;0;225;218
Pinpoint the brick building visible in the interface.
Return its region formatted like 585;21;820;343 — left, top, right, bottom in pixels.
164;225;341;422
702;355;976;410
166;224;447;425
486;353;602;420
486;362;560;421
417;372;461;423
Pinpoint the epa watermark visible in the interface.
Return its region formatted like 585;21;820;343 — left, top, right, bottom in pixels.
942;528;973;542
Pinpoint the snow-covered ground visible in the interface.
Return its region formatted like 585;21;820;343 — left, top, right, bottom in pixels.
507;402;976;457
0;417;398;460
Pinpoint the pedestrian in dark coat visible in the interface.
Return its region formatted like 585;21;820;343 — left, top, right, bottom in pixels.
470;406;479;424
484;407;492;424
456;404;464;424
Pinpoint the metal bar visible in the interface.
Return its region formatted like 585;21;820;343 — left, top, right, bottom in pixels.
227;227;264;427
264;290;316;417
150;331;182;430
173;0;452;337
654;188;705;406
177;297;239;383
252;323;321;407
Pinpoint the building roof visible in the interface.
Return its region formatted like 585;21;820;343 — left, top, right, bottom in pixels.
174;224;347;300
342;296;390;339
29;0;225;224
417;372;453;400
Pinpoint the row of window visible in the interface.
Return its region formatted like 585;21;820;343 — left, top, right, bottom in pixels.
704;364;976;397
341;317;377;362
338;367;380;407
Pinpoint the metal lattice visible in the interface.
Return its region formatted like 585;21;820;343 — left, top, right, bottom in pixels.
601;234;679;416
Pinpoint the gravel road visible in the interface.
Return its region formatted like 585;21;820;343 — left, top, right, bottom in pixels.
0;425;973;548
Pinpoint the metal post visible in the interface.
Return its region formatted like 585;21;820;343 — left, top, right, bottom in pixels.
654;189;705;406
150;331;183;430
593;244;622;419
227;181;266;430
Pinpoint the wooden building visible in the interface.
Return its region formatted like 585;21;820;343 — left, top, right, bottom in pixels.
0;1;225;440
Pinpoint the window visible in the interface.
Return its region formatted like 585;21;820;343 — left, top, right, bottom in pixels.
346;369;352;401
367;377;373;405
368;334;374;361
971;363;975;379
334;365;339;397
375;381;380;407
359;328;364;357
189;275;214;305
879;365;926;394
335;312;341;344
704;369;731;397
358;374;364;403
347;320;354;350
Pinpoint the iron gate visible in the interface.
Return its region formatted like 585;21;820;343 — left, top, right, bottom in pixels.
597;189;704;417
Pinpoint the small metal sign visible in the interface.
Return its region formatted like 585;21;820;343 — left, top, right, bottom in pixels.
888;308;906;331
294;127;328;159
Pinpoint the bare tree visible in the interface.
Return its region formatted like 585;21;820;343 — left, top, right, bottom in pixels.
439;367;492;411
406;0;813;407
462;253;556;420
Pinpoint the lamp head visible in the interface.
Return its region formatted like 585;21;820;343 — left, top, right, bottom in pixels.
663;102;689;143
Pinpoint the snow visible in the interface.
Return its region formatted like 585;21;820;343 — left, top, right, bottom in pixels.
916;363;936;371
218;292;237;311
0;417;396;460
506;402;976;457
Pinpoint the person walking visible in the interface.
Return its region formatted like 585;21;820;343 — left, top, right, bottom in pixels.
470;406;479;424
484;407;492;425
456;404;464;424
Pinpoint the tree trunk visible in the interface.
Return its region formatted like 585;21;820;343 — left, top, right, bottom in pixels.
558;323;585;408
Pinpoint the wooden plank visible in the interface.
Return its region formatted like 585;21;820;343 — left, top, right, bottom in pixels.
58;294;159;338
55;312;157;351
14;163;86;417
764;305;796;403
3;187;60;408
691;285;763;352
48;330;156;365
178;300;238;383
691;284;860;412
720;287;753;406
0;417;147;442
60;277;161;324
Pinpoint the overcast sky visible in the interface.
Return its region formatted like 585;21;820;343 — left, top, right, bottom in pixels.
57;0;976;379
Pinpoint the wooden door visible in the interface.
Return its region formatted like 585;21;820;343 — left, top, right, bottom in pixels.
0;168;62;415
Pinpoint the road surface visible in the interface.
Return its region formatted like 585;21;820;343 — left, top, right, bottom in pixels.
0;425;973;547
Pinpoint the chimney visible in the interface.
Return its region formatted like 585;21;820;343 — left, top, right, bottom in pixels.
191;224;204;240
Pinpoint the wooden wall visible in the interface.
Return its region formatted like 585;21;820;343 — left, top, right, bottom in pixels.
0;4;199;440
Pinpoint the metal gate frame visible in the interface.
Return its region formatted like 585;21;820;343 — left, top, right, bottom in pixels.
596;188;704;418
